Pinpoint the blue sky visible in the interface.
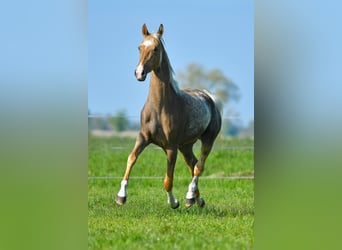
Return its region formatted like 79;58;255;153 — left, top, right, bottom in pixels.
89;0;254;125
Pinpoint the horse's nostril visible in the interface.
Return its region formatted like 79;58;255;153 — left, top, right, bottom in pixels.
141;70;145;76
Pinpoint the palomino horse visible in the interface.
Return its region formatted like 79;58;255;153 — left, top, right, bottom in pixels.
116;24;222;209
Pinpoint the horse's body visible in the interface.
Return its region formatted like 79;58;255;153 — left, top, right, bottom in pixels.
116;24;221;208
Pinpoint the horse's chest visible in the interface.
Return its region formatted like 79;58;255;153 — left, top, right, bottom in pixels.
141;110;172;142
155;114;175;140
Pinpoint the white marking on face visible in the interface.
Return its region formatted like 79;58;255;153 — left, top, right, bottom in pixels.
136;64;144;72
135;64;144;79
152;33;160;39
143;39;154;47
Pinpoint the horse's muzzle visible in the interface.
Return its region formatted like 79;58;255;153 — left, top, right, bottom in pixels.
135;65;146;81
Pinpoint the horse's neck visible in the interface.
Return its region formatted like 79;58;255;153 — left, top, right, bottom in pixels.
148;72;176;110
147;57;177;111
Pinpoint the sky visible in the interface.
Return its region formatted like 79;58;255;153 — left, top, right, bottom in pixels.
88;0;254;126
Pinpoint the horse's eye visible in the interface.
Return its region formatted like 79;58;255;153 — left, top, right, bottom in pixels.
153;47;158;52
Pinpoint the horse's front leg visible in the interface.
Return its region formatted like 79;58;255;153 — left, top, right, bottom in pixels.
164;148;179;209
115;133;148;205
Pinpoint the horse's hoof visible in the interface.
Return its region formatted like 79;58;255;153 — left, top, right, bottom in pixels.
185;198;196;208
197;197;205;208
171;200;180;209
115;196;126;205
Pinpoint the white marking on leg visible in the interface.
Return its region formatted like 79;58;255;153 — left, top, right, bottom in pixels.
117;180;128;197
167;192;179;208
186;176;198;199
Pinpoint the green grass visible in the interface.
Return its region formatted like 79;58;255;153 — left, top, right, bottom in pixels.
88;135;254;249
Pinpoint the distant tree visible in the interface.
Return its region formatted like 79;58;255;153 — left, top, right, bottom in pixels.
221;118;243;137
88;110;107;130
109;110;129;132
177;63;240;107
241;120;254;137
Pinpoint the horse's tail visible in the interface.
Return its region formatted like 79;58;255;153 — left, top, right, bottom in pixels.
202;89;223;115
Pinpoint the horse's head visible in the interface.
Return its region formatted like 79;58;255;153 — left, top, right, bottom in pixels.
135;24;164;81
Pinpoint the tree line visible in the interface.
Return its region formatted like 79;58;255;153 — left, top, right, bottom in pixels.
88;111;253;138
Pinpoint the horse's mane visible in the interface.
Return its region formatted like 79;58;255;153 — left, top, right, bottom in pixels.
154;35;180;93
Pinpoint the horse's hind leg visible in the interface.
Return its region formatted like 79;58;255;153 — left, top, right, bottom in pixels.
185;105;221;207
185;141;214;208
115;133;149;205
179;143;205;208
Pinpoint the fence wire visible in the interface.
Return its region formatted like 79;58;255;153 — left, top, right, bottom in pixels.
111;146;254;151
88;175;254;180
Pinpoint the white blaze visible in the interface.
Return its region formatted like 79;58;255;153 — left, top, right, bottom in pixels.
136;64;144;73
143;39;154;47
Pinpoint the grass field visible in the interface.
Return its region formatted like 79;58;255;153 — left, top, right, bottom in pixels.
88;135;254;249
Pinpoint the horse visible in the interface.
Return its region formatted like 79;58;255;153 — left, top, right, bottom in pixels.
115;24;222;209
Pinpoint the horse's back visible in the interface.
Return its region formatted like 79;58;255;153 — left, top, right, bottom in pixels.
182;88;220;119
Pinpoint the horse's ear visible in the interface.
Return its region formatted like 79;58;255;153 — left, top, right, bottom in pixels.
142;23;150;37
157;24;164;38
